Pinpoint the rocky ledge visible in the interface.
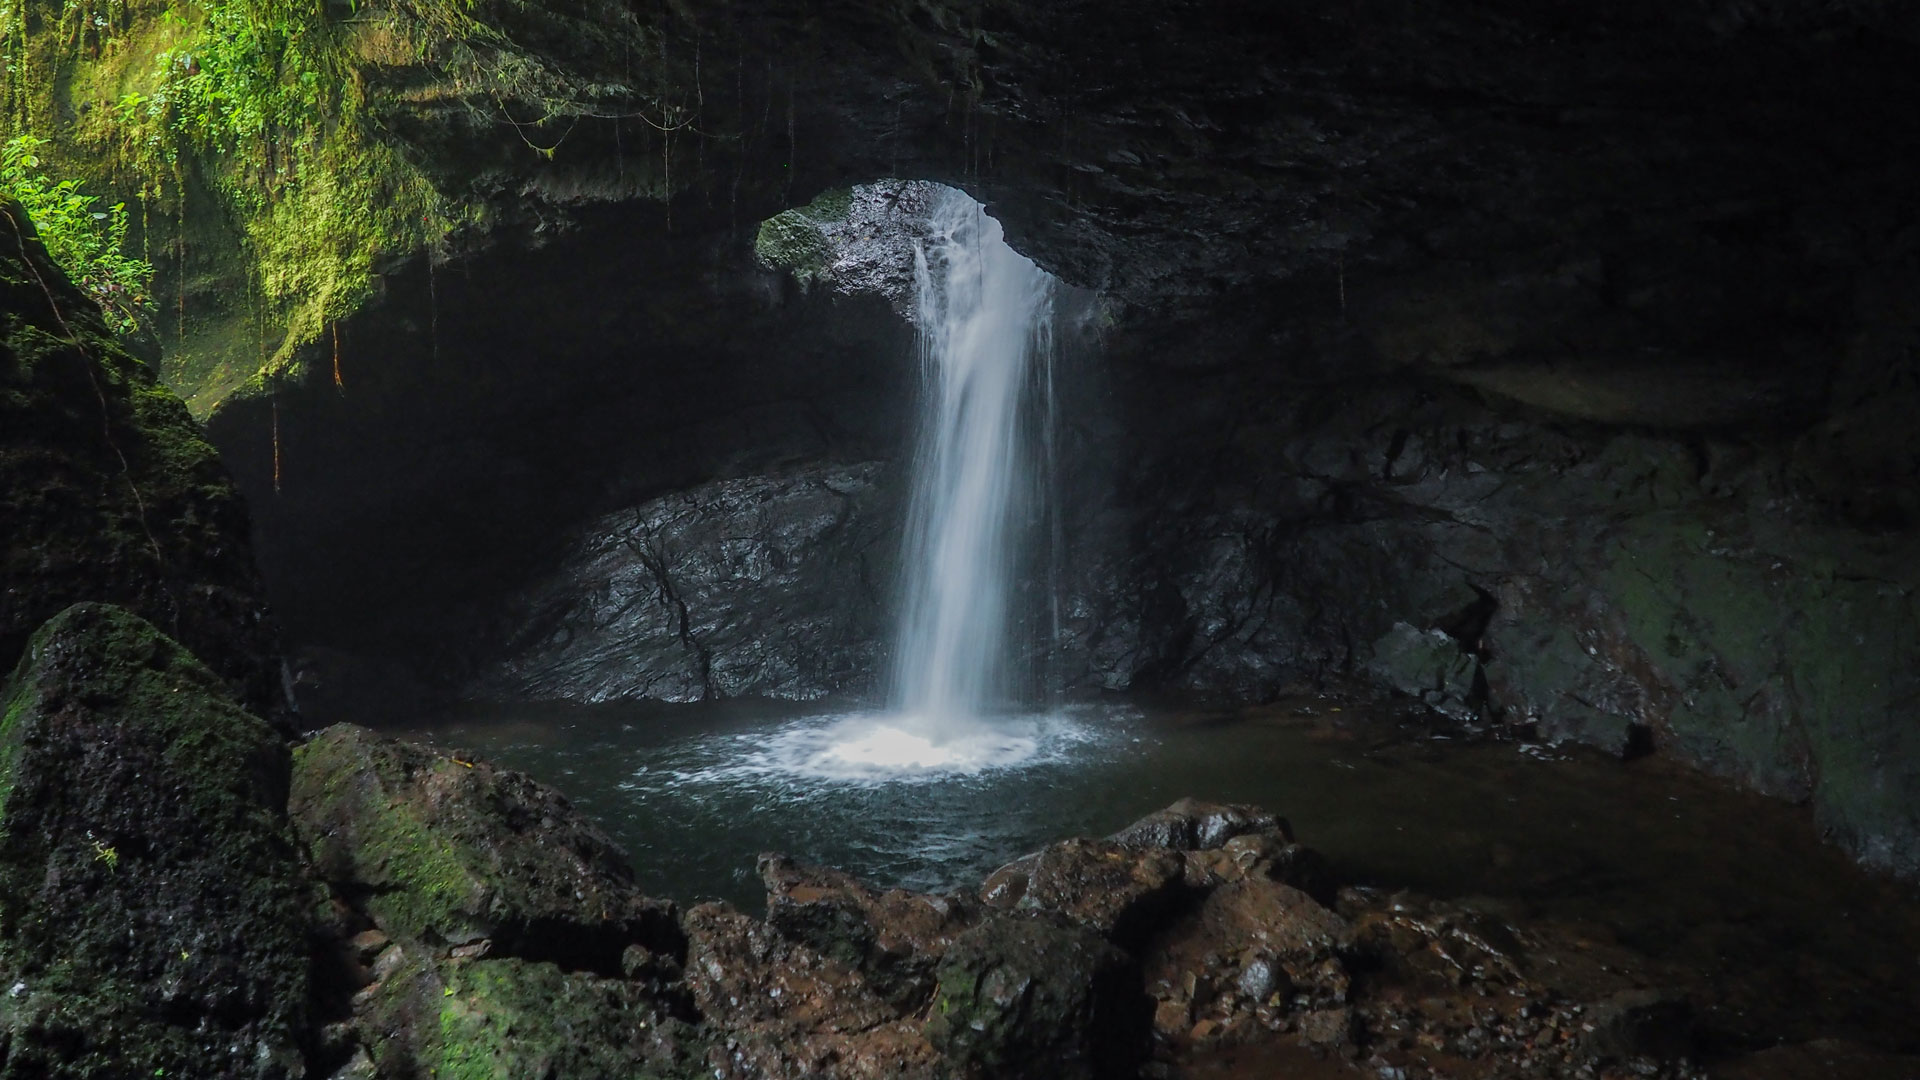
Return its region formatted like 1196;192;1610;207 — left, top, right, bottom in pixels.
287;728;1895;1080
3;603;1914;1078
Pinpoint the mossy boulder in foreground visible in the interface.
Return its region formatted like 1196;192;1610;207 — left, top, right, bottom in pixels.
290;723;680;963
288;724;699;1077
925;914;1146;1080
0;603;311;1079
349;949;706;1080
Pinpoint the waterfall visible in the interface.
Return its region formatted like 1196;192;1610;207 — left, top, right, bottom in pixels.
891;189;1057;729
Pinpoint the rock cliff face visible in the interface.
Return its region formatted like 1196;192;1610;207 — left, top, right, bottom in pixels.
1;199;277;712
184;3;1920;875
476;462;901;704
1077;370;1920;877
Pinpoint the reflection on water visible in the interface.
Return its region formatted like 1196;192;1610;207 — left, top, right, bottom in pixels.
389;693;1920;1053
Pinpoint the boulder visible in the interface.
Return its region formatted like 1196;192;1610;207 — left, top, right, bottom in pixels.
351;949;703;1080
0;603;310;1078
1366;621;1482;721
1580;987;1694;1062
1108;797;1289;853
760;854;978;1007
681;901;943;1079
290;723;679;967
925;913;1149;1080
979;838;1186;947
1108;798;1335;902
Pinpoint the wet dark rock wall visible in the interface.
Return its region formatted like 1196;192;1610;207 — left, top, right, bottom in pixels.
205;201;915;706
476;461;901;704
1075;366;1920;878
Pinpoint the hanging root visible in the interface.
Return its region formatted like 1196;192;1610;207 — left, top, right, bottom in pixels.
3;204;171;593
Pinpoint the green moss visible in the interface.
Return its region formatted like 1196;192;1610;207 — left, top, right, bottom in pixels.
3;0;675;407
754;186;855;288
0;603;308;1078
1785;579;1920;874
1595;509;1920;875
0;674;30;820
358;953;704;1080
0;135;154;332
2;195;276;701
292;730;484;944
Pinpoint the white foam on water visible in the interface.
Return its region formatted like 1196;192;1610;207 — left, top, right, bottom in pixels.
644;708;1108;790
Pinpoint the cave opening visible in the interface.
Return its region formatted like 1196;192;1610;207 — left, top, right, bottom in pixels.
4;3;1919;1076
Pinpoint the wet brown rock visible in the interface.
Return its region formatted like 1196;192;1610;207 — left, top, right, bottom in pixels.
759;853;979;1007
1580;988;1694;1063
682;901;942;1080
1347;890;1530;991
1110;797;1290;853
980;837;1188;946
925;912;1151;1080
1141;874;1355;1054
1195;879;1354;960
1297;1006;1354;1047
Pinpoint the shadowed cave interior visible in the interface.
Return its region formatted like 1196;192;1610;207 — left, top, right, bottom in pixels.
2;2;1919;1078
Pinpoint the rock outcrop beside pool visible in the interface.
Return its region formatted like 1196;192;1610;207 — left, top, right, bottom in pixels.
282;718;1736;1079
0;604;310;1079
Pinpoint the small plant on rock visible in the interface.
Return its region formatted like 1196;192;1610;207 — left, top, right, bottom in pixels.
0;134;154;334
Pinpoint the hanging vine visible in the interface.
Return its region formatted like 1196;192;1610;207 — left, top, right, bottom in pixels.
0;0;692;392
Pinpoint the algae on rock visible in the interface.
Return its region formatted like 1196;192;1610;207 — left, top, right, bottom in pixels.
352;950;706;1080
0;603;311;1079
0;195;277;708
290;722;681;962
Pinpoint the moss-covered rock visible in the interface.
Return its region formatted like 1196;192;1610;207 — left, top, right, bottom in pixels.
754;188;857;290
1366;621;1482;722
0;602;311;1079
289;723;680;965
1487;503;1920;877
0;198;278;713
352;950;704;1080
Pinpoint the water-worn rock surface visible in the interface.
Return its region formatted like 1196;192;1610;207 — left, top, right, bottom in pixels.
289;722;698;1078
650;796;1913;1080
476;461;900;703
291;723;681;964
1068;377;1920;878
1;651;1908;1080
0;603;310;1078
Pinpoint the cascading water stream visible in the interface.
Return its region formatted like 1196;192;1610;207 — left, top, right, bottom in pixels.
774;187;1067;777
891;190;1057;729
642;185;1075;782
